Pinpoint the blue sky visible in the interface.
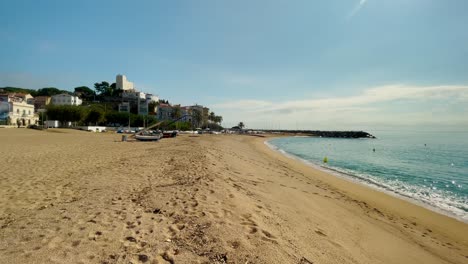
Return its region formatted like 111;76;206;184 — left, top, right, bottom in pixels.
1;0;467;130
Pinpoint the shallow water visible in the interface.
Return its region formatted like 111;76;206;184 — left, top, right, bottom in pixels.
268;131;468;221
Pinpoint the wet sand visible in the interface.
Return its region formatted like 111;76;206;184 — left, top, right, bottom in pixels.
0;128;467;263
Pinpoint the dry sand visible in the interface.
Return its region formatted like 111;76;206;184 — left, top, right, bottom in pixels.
0;128;467;264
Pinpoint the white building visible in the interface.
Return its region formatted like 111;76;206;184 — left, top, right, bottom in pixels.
122;91;146;100
51;93;82;106
0;94;38;126
145;93;159;103
116;74;134;91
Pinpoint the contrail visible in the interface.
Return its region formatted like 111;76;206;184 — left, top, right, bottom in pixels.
348;0;368;18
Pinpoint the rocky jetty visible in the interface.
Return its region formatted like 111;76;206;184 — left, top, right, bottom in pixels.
261;130;376;139
307;130;376;138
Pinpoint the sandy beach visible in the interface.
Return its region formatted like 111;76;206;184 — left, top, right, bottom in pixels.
0;128;467;264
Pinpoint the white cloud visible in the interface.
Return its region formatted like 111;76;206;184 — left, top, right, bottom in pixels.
215;85;468;112
214;84;468;130
348;0;368;18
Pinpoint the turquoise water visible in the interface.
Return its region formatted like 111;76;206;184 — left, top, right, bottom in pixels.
267;131;468;222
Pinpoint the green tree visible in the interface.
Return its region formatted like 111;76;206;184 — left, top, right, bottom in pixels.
37;87;69;96
94;81;110;96
214;115;223;124
74;86;95;101
109;82;120;96
174;121;191;131
238;122;245;129
105;111;130;126
129;114;157;127
84;108;105;125
46;105;84;126
209;111;216;122
0;87;38;96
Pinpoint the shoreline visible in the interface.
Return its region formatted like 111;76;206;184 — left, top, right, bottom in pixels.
253;134;468;240
264;137;468;223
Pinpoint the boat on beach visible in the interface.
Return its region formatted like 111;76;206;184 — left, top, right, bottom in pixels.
162;130;178;138
135;132;162;141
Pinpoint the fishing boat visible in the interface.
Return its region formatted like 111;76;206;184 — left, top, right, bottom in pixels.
162;130;178;138
135;132;162;141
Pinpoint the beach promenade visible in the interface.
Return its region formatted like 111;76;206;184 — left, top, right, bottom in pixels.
0;129;466;264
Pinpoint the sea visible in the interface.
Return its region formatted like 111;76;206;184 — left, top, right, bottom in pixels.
266;131;468;222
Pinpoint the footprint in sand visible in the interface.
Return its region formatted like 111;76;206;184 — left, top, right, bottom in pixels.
315;229;327;237
248;226;258;234
259;229;278;243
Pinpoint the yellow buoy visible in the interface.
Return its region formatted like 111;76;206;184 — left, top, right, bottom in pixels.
323;156;328;163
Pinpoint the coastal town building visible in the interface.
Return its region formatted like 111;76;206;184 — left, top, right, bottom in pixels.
138;100;148;115
154;104;209;127
145;93;159;103
119;90;148;115
118;102;130;113
0;93;38;126
186;104;209;125
51;93;82;106
116;74;134;91
33;96;51;112
116;75;159;116
156;104;173;121
180;106;192;122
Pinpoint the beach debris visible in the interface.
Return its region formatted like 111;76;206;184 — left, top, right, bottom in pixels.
153;208;161;214
126;236;137;243
299;257;314;264
138;254;149;263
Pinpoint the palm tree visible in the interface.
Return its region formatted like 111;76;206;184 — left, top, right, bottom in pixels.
238;122;245;129
209;111;216;123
